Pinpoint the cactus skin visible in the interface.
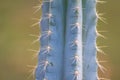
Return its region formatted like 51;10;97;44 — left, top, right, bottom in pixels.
35;0;65;80
35;0;99;80
64;0;83;80
82;0;98;80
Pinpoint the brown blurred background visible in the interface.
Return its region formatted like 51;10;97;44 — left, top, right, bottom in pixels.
0;0;119;80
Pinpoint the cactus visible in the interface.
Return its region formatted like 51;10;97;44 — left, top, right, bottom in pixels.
35;0;104;80
82;0;98;80
64;0;83;80
35;0;65;80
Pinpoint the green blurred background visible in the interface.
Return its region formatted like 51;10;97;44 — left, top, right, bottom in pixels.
0;0;119;80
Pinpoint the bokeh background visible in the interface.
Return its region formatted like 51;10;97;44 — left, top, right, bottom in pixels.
0;0;119;80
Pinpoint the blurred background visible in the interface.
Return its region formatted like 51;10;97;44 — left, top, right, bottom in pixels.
0;0;119;80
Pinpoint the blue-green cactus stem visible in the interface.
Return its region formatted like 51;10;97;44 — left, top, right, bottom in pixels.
64;0;83;80
82;0;98;80
35;0;65;80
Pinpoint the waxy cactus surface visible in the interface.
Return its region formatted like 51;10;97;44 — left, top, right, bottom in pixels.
35;0;103;80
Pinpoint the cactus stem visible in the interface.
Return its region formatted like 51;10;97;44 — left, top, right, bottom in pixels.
34;0;107;79
36;0;65;79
